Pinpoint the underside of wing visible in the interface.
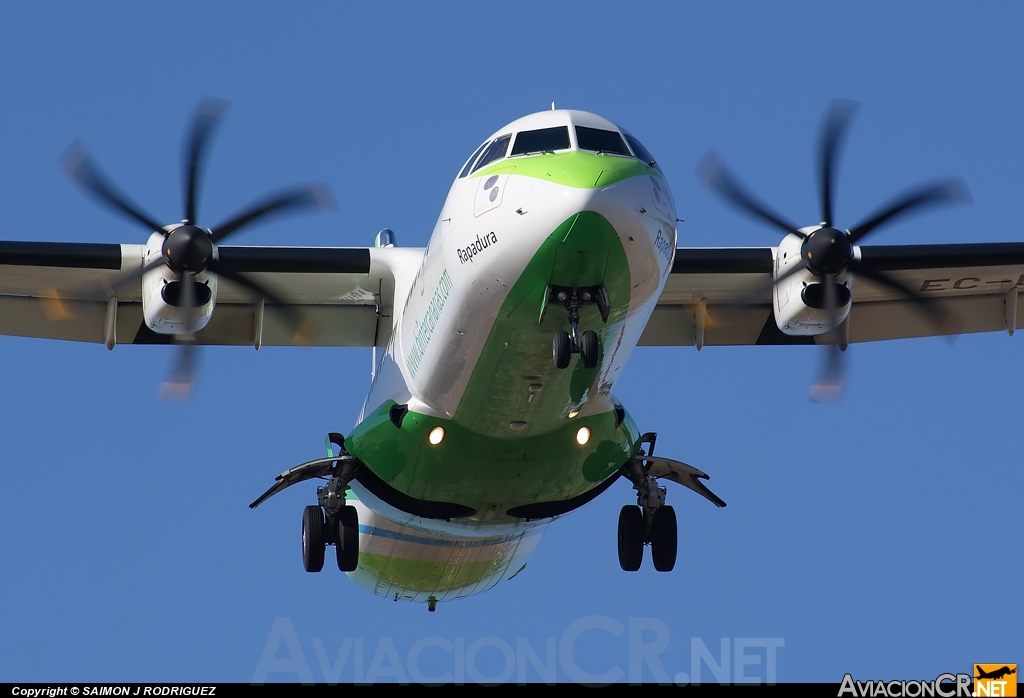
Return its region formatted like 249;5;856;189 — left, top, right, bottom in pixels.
0;242;423;347
642;243;1024;346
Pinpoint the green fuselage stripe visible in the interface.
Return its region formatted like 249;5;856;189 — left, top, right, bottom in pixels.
345;211;641;523
473;150;661;189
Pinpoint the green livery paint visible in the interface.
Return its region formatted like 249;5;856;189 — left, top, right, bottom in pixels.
473;150;661;189
455;211;631;436
346;211;641;521
346;399;639;521
357;551;511;594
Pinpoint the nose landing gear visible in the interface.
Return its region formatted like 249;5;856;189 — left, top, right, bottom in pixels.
546;285;608;370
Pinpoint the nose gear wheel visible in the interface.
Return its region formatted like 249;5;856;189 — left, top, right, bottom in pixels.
552;330;571;369
546;285;608;369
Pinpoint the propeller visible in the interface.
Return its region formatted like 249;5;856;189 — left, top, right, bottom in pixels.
697;100;970;400
63;98;334;399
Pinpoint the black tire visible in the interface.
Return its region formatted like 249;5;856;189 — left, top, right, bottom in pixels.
336;505;360;572
651;505;677;572
617;505;644;571
580;330;599;369
552;330;571;369
302;505;325;573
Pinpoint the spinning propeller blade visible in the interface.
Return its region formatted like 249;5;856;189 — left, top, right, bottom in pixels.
160;272;199;401
63;99;334;399
62;142;166;235
183;98;229;226
210;186;335;244
698;100;970;400
696;150;804;238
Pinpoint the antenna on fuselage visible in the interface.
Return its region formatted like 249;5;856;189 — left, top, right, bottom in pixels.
551;102;555;110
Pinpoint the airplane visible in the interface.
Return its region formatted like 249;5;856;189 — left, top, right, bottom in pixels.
976;666;1017;681
3;98;1022;612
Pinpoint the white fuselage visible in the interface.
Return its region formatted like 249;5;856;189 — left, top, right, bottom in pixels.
345;110;678;603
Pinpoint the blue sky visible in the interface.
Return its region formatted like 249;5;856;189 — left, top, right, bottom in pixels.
0;1;1020;684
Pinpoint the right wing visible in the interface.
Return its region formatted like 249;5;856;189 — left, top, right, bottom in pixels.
640;243;1024;346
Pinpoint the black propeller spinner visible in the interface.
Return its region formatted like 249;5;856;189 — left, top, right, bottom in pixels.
62;98;334;399
698;100;970;400
162;224;214;273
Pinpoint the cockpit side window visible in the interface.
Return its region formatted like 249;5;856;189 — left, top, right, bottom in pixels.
458;140;490;179
575;126;631;156
511;126;571;156
624;132;662;173
471;133;512;173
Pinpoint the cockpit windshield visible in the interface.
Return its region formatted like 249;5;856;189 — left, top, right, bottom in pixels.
575;126;631;156
458;140;490;179
511;126;570;156
623;132;661;173
460;121;662;179
471;134;512;174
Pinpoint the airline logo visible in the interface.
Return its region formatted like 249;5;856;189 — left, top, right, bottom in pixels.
974;665;1017;697
474;167;514;217
405;269;453;379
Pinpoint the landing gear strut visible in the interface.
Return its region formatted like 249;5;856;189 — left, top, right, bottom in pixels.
249;432;366;575
301;479;361;573
546;285;608;370
617;432;679;572
296;433;362;574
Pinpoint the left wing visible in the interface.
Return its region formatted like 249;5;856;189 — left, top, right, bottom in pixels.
0;242;422;347
640;243;1024;346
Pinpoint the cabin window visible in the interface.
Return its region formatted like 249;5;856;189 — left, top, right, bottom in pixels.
511;126;571;156
624;132;662;173
471;133;512;173
575;126;630;156
458;140;490;178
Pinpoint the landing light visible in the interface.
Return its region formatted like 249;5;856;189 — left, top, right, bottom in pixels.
576;427;590;446
428;426;445;445
568;410;579;419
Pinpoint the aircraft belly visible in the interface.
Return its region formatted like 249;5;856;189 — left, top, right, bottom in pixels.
391;173;673;422
345;499;545;604
346;169;670;522
448;176;673;435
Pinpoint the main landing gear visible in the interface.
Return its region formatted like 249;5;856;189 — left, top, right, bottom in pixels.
618;433;677;572
547;285;609;370
302;460;361;573
617;450;678;573
617;503;677;572
616;432;727;573
249;432;365;574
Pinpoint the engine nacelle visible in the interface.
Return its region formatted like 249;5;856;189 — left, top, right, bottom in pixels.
141;231;217;334
773;232;852;336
